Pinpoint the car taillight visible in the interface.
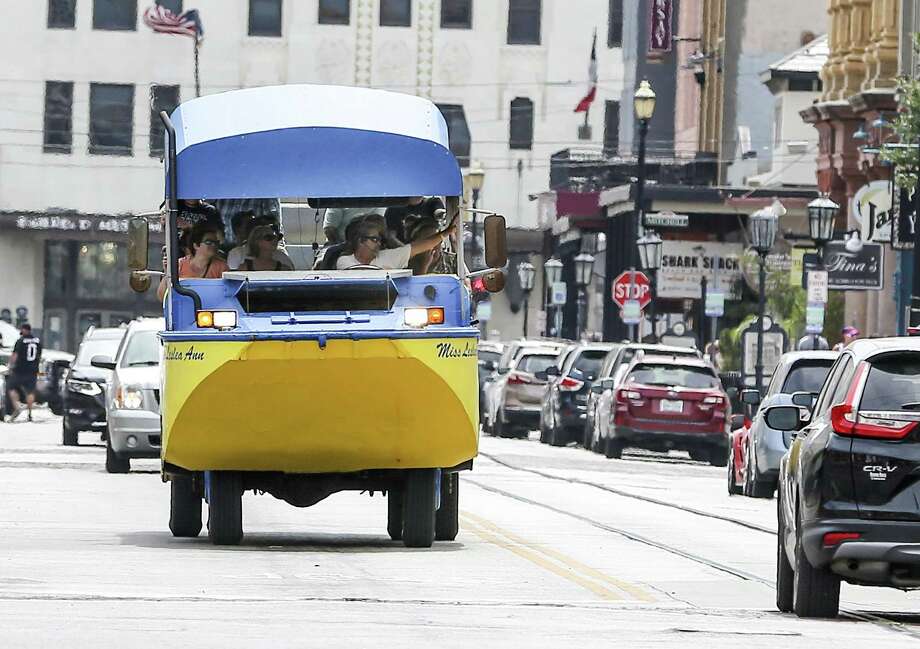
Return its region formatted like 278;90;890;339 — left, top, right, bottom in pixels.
823;532;860;547
743;417;752;429
830;362;917;440
559;376;584;392
615;388;641;402
507;372;531;385
702;395;724;405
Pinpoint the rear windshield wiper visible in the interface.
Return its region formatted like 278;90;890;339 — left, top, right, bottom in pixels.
900;402;920;410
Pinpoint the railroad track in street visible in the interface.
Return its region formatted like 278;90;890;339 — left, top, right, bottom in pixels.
471;454;920;642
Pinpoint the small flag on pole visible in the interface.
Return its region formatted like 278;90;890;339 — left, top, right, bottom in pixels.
143;3;204;42
574;31;598;113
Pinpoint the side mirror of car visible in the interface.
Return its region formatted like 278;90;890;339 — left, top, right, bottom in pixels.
90;355;117;371
545;366;560;377
740;389;761;406
498;367;510;375
791;391;816;409
533;370;548;381
590;383;605;394
730;413;746;430
764;405;808;431
599;378;616;391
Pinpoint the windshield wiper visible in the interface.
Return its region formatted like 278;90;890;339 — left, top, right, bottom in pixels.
901;402;920;410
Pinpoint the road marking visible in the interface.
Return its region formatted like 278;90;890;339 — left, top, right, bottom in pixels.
460;511;655;603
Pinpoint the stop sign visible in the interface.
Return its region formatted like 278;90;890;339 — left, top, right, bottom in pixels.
612;271;651;309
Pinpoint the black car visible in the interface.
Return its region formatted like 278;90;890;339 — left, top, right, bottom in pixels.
62;327;127;446
768;337;920;618
538;343;617;447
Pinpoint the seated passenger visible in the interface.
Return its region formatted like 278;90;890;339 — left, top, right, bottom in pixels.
236;225;295;271
384;196;445;244
227;216;294;269
406;218;442;275
156;222;230;301
323;206;385;245
336;214;455;270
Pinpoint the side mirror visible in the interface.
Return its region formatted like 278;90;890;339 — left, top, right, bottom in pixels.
590;383;605;394
129;271;151;293
482;360;497;371
741;389;761;406
482;270;506;293
791;391;816;409
90;355;117;371
764;405;807;431
483;214;507;269
533;370;548;381
127;217;150;271
730;413;746;430
545;366;560;377
498;367;510;375
599;378;616;391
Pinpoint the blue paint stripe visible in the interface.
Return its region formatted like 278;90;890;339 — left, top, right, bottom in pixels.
159;328;478;343
171;127;463;199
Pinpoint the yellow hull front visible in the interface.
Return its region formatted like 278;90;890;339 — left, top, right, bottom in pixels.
161;337;479;473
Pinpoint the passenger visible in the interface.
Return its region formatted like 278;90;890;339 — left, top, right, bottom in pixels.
236;225;294;271
384;196;445;244
323;206;385;245
336;213;456;270
227;216;294;269
406;218;443;275
156;222;230;301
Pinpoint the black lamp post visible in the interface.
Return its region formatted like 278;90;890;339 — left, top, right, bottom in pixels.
631;80;656;342
518;261;535;337
637;231;663;343
807;195;838;265
466;162;485;265
749;207;779;394
574;253;595;340
544;257;563;337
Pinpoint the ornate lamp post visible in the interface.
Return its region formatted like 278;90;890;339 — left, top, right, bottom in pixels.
632;80;657;264
518;261;535;337
637;231;663;343
574;252;595;340
749;207;779;394
465;162;485;265
807;195;839;264
544;257;563;337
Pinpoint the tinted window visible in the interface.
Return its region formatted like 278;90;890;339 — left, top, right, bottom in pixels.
89;83;134;156
517;354;557;374
861;355;920;411
121;330;161;367
627;364;719;389
478;351;501;366
813;356;847;415
509;97;533;150
829;358;855;408
441;0;472;28
507;0;541;45
149;85;180;157
44;81;73;154
319;0;349;24
75;336;123;367
48;0;77;28
93;0;137;30
249;0;282;36
608;0;622;46
380;0;410;26
603;100;619;155
436;104;471;167
570;350;607;380
781;361;834;394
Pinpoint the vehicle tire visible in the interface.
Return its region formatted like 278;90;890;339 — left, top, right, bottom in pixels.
750;476;774;499
775;496;794;613
582;420;593;450
435;473;460;541
604;438;623;459
62;419;79;446
387;488;403;541
402;469;437;548
538;414;549;444
169;475;202;538
207;471;243;546
727;450;743;495
708;447;727;468
548;421;565;447
792;523;840;618
495;411;514;438
105;438;130;473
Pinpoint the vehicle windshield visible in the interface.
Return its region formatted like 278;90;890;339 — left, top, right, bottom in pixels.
120;331;161;368
479;351;501;367
781;360;834;394
627;364;719;389
75;337;124;368
860;354;920;411
569;350;608;381
517;354;558;374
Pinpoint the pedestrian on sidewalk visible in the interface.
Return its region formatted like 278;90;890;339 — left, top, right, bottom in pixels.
5;323;42;422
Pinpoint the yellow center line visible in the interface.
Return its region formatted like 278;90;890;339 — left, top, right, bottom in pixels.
461;511;656;603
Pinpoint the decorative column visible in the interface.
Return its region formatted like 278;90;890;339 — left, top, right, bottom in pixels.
842;0;872;98
862;0;899;90
415;0;435;99
354;0;374;86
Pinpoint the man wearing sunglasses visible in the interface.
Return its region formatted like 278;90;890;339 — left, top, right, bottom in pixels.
335;213;456;270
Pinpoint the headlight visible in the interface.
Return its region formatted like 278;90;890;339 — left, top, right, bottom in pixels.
404;307;445;328
196;310;238;329
67;379;102;396
115;386;144;410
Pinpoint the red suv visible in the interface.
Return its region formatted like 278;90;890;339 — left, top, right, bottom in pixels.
594;355;729;464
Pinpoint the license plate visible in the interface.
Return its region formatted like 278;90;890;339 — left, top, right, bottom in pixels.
660;399;684;413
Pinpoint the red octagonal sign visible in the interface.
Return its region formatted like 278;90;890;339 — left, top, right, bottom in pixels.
612;271;651;309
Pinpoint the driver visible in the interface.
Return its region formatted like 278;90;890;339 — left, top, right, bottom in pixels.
336;214;455;270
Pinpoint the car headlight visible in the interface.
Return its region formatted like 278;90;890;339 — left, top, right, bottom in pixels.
404;307;445;328
196;310;238;329
115;386;144;410
67;379;102;396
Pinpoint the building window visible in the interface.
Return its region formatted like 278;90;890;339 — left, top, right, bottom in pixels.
509;98;533;150
249;0;282;36
157;0;183;13
603;100;619;155
89;83;134;156
773;101;783;149
48;0;76;28
93;0;137;30
608;0;622;47
318;0;349;24
436;104;471;167
507;0;541;45
44;81;74;154
380;0;410;26
441;0;472;28
150;85;180;157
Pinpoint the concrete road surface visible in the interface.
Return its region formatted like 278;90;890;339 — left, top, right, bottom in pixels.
2;413;920;647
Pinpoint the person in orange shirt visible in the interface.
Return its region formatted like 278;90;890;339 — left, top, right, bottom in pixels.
157;222;230;301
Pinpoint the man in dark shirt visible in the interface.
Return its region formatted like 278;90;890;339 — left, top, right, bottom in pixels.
6;324;42;422
384;196;445;244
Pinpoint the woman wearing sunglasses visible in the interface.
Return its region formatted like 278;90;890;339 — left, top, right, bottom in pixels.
237;224;294;271
336;213;456;270
156;223;229;301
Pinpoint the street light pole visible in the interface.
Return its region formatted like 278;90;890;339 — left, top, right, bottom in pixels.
574;253;595;340
637;231;662;343
632;80;656;343
749;207;779;395
756;252;767;393
518;261;535;338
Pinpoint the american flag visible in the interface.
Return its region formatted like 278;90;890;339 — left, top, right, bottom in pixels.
143;4;204;41
574;31;598;113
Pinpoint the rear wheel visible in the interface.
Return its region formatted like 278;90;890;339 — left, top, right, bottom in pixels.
604;438;623;459
775;496;794;612
105;438;130;473
792;522;840;618
402;469;437;548
207;471;243;546
435;473;460;541
708;447;727;467
62;419;78;446
387;488;403;541
727;450;743;495
169;475;202;538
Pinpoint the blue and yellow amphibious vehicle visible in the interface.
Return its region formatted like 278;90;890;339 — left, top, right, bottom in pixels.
127;84;506;547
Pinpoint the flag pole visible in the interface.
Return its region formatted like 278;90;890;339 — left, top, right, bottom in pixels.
194;39;200;97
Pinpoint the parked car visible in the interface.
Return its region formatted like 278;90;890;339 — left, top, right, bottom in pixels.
538;342;618;447
477;342;504;421
727;350;837;497
62;326;128;445
591;354;729;464
585;344;704;455
94;318;164;473
491;346;566;439
769;337;920;618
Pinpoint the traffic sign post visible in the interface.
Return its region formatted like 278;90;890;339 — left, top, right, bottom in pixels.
612;271;651;310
